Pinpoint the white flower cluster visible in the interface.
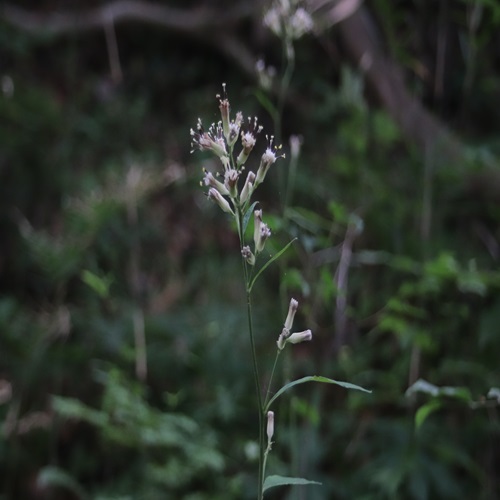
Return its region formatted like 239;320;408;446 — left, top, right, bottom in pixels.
263;0;314;40
190;84;284;260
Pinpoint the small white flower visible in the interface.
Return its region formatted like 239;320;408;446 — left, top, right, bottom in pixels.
237;117;263;167
263;0;313;40
241;245;256;265
208;187;234;215
287;329;312;345
289;7;314;38
255;59;277;90
190;119;228;160
255;135;284;186
257;224;272;253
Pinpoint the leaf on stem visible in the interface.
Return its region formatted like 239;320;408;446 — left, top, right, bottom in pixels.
264;375;371;412
249;238;296;292
243;201;259;235
263;475;321;493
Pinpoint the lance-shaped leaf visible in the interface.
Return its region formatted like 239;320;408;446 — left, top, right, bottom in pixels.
265;376;371;413
263;475;321;493
248;238;296;292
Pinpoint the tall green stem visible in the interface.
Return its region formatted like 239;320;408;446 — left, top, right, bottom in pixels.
237;207;265;499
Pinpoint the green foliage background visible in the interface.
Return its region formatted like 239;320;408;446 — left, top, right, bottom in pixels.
1;1;499;499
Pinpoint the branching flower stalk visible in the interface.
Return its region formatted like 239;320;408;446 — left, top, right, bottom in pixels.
191;84;370;499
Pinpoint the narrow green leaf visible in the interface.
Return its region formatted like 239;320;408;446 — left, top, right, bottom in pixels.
249;238;296;292
263;475;321;493
415;399;442;429
243;201;259;235
265;375;371;412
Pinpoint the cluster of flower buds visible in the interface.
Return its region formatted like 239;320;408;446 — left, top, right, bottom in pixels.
276;298;312;350
190;84;284;217
241;208;273;265
263;0;314;41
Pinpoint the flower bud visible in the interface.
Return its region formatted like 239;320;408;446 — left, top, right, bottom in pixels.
218;83;231;141
284;298;299;331
203;170;229;196
253;209;262;248
224;169;239;199
286;329;312;345
240;171;256;205
241;245;256;266
266;411;274;443
256;223;271;253
208;187;234;215
228;112;243;147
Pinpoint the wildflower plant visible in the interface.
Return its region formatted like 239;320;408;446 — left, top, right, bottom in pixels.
191;84;370;499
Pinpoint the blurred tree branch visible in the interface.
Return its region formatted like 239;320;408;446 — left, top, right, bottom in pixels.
1;1;259;76
1;1;255;35
2;0;467;164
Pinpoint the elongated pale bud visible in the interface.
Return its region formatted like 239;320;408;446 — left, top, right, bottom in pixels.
208;187;234;215
289;135;303;161
284;298;299;331
287;329;312;345
203;170;229;196
253;209;262;248
267;411;275;443
218;83;230;141
240;171;256;205
228;112;243;147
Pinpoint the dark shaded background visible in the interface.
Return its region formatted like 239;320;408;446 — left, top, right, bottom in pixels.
1;1;500;499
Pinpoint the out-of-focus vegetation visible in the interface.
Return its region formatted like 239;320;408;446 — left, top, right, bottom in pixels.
1;1;499;498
